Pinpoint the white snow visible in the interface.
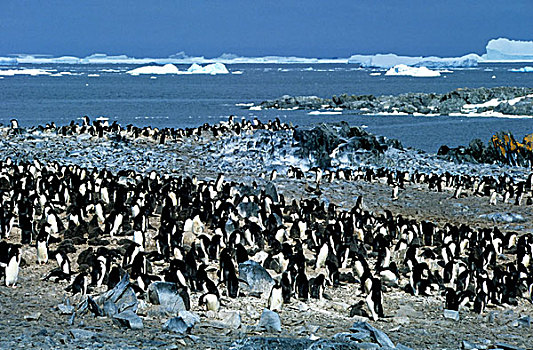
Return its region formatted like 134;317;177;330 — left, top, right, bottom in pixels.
0;68;53;76
510;66;533;73
384;64;441;77
348;53;480;68
482;38;533;62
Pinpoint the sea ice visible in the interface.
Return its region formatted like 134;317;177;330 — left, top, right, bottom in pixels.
384;64;440;77
0;68;53;76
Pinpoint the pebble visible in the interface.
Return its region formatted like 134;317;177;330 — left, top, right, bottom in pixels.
24;312;41;321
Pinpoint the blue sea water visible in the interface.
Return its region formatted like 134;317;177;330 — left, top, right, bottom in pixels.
0;63;532;152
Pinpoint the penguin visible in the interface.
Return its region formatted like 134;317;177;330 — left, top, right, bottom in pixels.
268;281;283;311
199;293;220;312
36;226;49;265
67;272;89;295
309;274;327;300
295;267;309;300
281;271;292;303
5;244;22;287
365;277;384;321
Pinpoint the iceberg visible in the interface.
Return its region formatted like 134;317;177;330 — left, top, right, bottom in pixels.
510;66;533;73
384;64;440;77
186;62;229;74
482;38;533;62
348;53;480;68
126;63;229;76
126;64;180;75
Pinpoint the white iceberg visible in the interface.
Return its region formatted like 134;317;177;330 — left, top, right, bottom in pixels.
510;66;533;73
0;68;53;76
384;64;441;77
348;53;480;68
126;63;180;75
186;62;229;74
482;38;533;62
127;63;229;76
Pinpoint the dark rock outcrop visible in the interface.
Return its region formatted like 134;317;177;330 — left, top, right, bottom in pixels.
293;122;402;168
253;87;533;116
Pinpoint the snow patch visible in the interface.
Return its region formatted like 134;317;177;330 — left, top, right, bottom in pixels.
384;64;441;77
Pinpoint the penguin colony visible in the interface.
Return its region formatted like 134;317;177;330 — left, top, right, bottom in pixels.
0;117;532;325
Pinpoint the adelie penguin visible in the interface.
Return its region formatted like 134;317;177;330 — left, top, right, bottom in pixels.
365;277;384;321
4;244;22;287
268;281;283;311
36;226;50;265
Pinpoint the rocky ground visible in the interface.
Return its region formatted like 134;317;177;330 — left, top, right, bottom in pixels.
0;123;532;350
251;86;533;117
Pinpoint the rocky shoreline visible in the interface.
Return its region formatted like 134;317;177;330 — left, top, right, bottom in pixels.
249;87;533;117
0;118;532;350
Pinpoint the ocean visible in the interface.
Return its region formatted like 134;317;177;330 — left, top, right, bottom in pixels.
0;62;532;152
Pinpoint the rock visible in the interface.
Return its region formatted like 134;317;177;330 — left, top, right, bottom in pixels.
163;317;191;334
462;340;488;349
147;281;187;315
230;337;312;349
444;309;460;321
178;310;200;328
479;213;525;223
58;298;74;315
24;312;41;321
511;315;532;328
258;309;281;332
396;344;415;350
113;310;144;330
494;342;526;350
238;260;274;297
333;331;371;343
219;311;242;330
350;321;395;348
69;329;98;340
353;343;381;350
103;300;118;318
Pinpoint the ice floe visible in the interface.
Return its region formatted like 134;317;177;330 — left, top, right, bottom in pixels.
0;68;53;76
384;64;441;77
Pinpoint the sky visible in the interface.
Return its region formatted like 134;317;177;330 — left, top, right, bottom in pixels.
0;0;531;58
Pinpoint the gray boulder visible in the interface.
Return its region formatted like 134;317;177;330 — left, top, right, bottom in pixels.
258;309;281;332
148;281;188;315
239;260;274;296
